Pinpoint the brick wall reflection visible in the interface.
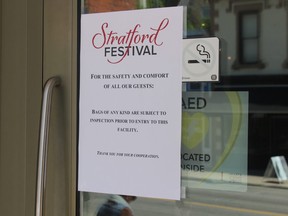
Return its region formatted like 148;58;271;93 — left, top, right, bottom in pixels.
86;0;136;13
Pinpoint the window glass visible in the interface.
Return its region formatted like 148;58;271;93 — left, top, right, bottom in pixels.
243;39;258;63
240;13;259;64
242;13;257;38
78;1;288;216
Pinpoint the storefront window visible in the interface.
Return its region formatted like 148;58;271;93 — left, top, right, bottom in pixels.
79;1;288;215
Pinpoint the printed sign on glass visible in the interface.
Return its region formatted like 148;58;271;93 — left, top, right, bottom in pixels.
182;37;219;82
181;91;248;192
79;7;183;200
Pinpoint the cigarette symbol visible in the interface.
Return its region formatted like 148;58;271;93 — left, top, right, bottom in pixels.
188;44;211;64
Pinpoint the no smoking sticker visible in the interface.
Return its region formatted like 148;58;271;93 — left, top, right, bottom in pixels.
182;37;219;82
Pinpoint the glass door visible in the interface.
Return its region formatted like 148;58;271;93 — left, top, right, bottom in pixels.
79;1;288;216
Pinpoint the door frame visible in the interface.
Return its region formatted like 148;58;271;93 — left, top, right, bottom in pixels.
0;0;78;215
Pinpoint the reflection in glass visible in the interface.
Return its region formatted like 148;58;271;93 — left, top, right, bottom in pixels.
79;1;288;215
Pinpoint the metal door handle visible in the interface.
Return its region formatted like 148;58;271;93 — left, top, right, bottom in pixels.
35;77;61;216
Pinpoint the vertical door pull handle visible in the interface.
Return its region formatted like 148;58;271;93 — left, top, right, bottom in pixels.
35;77;61;216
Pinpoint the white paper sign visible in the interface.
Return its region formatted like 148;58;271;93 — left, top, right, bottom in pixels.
79;7;183;200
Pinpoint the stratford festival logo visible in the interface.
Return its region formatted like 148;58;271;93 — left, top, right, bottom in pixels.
91;18;170;64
